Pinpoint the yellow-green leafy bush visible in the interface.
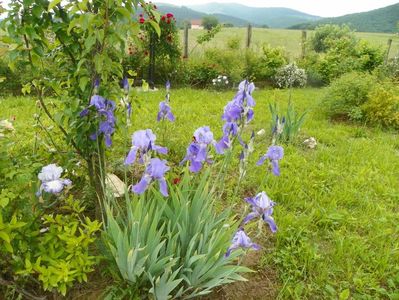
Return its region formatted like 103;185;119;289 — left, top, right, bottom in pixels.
362;84;399;128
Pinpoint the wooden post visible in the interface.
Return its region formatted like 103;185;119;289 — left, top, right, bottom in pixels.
301;30;307;59
385;38;393;64
183;23;189;59
246;24;252;48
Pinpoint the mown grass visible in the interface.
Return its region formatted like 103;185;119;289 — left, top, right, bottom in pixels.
180;27;399;59
1;87;399;299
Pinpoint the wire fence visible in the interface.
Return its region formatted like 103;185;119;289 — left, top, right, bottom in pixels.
179;27;399;60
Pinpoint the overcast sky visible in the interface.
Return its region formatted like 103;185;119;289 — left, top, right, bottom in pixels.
156;0;399;17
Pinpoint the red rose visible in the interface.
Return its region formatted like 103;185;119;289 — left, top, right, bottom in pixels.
167;19;170;24
139;17;145;24
166;13;173;18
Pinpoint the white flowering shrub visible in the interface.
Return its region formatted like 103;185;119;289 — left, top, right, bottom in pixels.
212;75;229;89
274;63;307;88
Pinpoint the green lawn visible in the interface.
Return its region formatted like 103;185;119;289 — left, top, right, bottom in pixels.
1;87;399;299
180;28;399;59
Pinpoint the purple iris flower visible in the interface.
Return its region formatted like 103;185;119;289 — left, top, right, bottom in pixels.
93;78;100;89
181;143;206;173
222;121;239;137
122;77;129;93
157;101;175;122
127;102;132;118
215;135;231;154
99;120;115;147
125;129;167;165
132;158;170;197
243;192;277;233
90;95;106;110
193;126;214;145
79;108;89;117
225;228;261;257
222;100;242;123
166;80;171;91
216;79;256;154
257;145;284;176
247;108;254;123
236;80;255;107
86;96;116;147
37;164;72;196
181;126;215;172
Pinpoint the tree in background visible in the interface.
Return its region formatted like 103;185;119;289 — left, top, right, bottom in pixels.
202;15;219;30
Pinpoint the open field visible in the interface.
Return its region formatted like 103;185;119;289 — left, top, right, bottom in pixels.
181;28;399;59
2;87;399;299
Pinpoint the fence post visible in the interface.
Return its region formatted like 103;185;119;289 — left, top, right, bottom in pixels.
183;23;189;59
385;38;393;64
246;24;252;48
301;30;307;59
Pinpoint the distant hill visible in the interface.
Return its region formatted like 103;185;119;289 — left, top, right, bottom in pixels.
156;4;252;27
290;3;399;33
188;2;321;28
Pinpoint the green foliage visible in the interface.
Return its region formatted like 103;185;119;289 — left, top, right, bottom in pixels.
296;3;399;33
184;61;219;87
323;72;376;121
2;0;158;208
355;40;385;72
362;83;399;128
104;171;250;299
15;196;101;296
226;36;241;50
2;87;399;298
375;56;399;81
201;16;219;30
245;45;287;81
0;196;26;254
196;24;222;45
310;24;356;53
180;47;243;87
269;101;307;143
203;48;244;83
303;25;385;83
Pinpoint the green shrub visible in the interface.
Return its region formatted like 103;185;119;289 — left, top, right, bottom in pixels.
310;24;356;53
303;25;384;84
204;48;244;83
0;60;34;95
186;61;219;87
104;171;250;299
17;197;101;296
374;57;399;82
362;84;399;128
254;45;287;81
226;36;241;50
355;40;385;73
323;72;376;121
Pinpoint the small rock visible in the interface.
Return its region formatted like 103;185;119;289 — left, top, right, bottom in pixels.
257;129;266;136
106;173;127;198
303;137;317;149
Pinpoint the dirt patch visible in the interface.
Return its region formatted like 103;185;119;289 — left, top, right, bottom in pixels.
203;251;279;300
